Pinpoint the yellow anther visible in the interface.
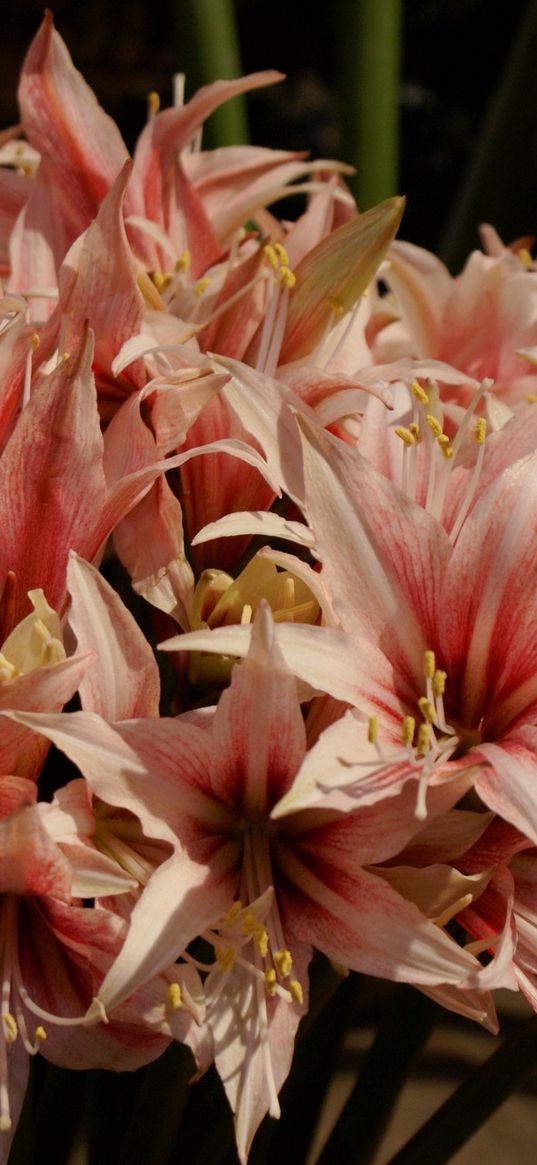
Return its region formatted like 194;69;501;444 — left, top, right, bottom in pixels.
273;242;289;266
31;332;40;350
433;669;447;697
167;982;182;1010
255;928;269;958
279;266;296;291
263;244;280;270
517;247;533;269
423;650;436;679
265;968;277;996
440;443;454;459
416;722;430;757
147;90;160;116
241;914;269;958
475;418;487;445
525;392;537;403
215;944;235;972
437;433;450;448
289;980;304;1005
35;1026;47;1043
401;715;415;746
224;900;243;925
394;426;415;447
152;271;172;293
194;277;212;298
274;949;293;978
408;422;421;441
411;380;429;405
425;414;442;438
175;250;191;273
368;716;379;745
418;697;437;724
2;1013;17;1043
325;296;345;317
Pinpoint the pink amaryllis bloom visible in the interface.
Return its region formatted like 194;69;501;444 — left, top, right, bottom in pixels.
12;12;338;303
0;771;212;1164
168;414;537;851
371;237;537;419
294;422;537;841
9;606;481;1160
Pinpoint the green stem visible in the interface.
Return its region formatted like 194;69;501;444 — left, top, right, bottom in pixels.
338;0;402;207
170;0;248;146
385;1014;537;1165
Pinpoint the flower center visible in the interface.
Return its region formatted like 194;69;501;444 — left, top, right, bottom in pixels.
394;377;491;540
181;824;303;1120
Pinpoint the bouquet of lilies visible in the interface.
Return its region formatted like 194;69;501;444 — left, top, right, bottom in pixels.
2;13;537;1164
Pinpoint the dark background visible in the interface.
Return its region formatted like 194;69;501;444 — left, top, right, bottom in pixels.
1;0;535;264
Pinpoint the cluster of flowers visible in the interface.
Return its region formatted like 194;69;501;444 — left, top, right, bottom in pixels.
2;12;537;1162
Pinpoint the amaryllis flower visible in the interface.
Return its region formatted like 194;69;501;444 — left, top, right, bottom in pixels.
0;771;213;1164
8;606;481;1159
371;238;537;417
166;415;537;853
11;12;338;300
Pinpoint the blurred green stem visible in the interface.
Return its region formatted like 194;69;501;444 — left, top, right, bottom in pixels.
171;0;248;146
338;0;402;207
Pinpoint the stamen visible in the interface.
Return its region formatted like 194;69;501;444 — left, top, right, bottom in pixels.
401;716;415;745
273;243;289;266
273;950;293;978
147;91;160;118
416;722;430;757
411;380;429;405
194;278;212;298
2;1014;17;1044
418;697;436;723
423;650;435;679
224;900;243;925
449;412;489;544
368;716;379;745
263;244;280;270
425;414;442;438
265;968;277;996
152;271;172;293
214;945;236;972
395;426;415;447
167;983;182;1010
175;250;191;273
279;266;296;290
289;980;304;1005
